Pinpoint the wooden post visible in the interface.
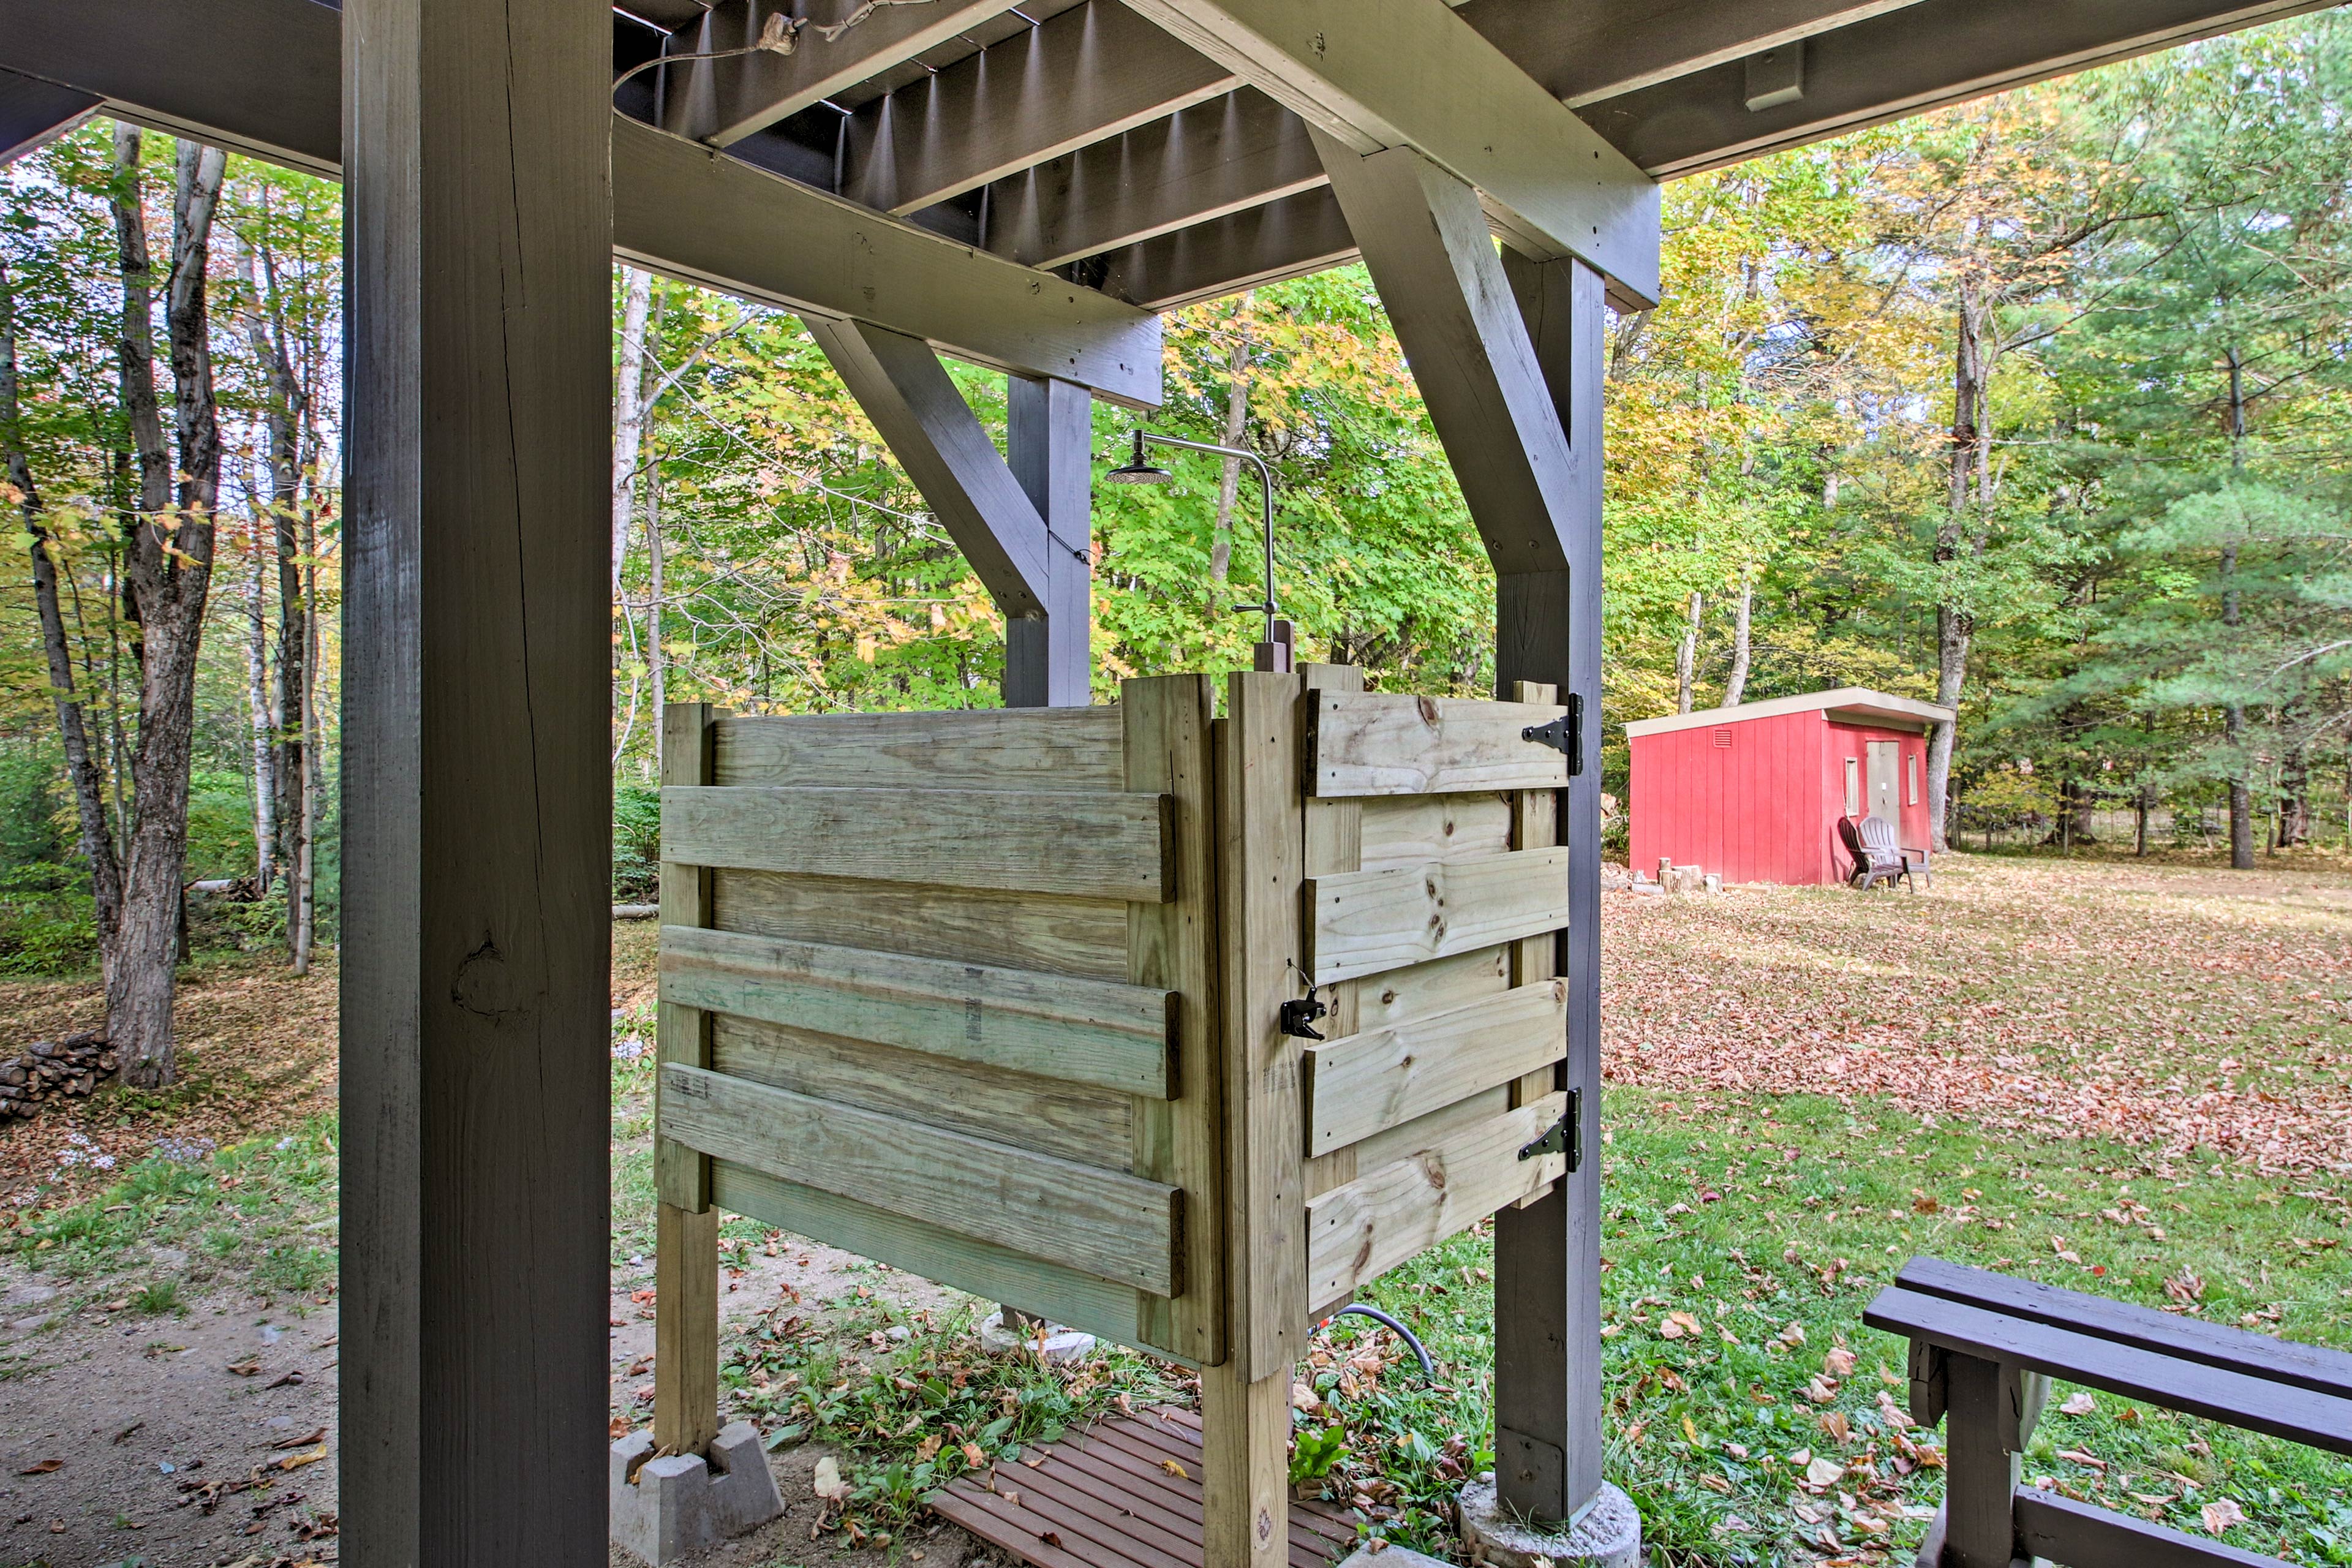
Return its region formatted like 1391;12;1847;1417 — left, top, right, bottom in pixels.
338;0;611;1561
1204;669;1308;1568
1006;375;1095;707
1941;1352;2036;1568
1490;250;1610;1529
656;703;723;1457
1316;130;1617;1526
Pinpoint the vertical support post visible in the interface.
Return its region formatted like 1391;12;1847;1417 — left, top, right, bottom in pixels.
1005;375;1095;707
339;0;611;1561
1490;251;1609;1526
1941;1352;2038;1568
656;703;722;1457
1204;670;1308;1568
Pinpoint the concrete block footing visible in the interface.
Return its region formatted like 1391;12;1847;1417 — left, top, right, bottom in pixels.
611;1420;785;1565
1459;1479;1643;1568
977;1308;1096;1365
1334;1545;1456;1568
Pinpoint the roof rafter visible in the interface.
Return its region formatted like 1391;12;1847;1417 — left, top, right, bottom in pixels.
659;0;1023;146
0;0;1163;406
1111;0;1663;305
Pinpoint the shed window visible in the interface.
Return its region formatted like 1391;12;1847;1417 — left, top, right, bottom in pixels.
1712;727;1733;748
1907;753;1920;805
1844;757;1860;816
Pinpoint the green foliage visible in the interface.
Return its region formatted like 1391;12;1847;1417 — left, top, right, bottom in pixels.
613;783;662;903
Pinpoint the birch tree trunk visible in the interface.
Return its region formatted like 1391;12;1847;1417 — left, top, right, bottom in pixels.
108;132;229;1088
242;508;276;889
1926;282;1991;853
1676;592;1703;714
614;266;654;598
1722;575;1754;707
646;464;666;774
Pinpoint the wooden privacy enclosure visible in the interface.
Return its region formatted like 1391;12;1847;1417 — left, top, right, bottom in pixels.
652;666;1583;1554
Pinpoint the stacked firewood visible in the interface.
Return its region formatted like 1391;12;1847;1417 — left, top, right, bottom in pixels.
0;1031;117;1120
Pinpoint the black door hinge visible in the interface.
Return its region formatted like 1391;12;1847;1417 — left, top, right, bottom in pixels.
1518;1087;1583;1171
1521;694;1585;777
1279;995;1329;1041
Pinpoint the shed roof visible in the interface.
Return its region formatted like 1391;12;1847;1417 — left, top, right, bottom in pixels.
1624;687;1954;738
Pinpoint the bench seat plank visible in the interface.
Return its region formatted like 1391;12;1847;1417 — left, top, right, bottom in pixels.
1898;1256;2352;1401
1863;1287;2352;1456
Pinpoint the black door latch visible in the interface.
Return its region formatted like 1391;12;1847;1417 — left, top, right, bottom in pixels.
1279;995;1329;1041
1518;1088;1583;1170
1521;694;1585;777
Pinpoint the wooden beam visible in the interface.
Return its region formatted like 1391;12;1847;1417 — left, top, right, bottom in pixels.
1456;0;1931;107
0;0;1162;405
338;0;611;1561
1302;981;1566;1155
1581;0;2335;178
1089;184;1355;312
1490;251;1608;1529
1005;374;1096;707
986;88;1324;270
804;317;1053;608
623;126;1164;408
1308;691;1570;797
1316;140;1594;575
2012;1490;2289;1568
841;0;1235;213
0;67;96;165
1120;0;1659;304
660;0;1022;146
714;706;1127;789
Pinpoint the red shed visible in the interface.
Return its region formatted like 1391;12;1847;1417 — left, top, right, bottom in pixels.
1626;688;1953;886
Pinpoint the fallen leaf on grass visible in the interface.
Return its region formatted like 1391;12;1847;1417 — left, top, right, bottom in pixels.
961;1442;987;1467
812;1456;848;1502
2055;1449;2106;1472
2059;1391;2097;1416
1659;1311;1703;1340
1804;1456;1843;1488
18;1459;61;1475
2203;1499;2245;1535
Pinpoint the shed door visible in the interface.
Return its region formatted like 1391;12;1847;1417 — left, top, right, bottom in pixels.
1865;741;1899;822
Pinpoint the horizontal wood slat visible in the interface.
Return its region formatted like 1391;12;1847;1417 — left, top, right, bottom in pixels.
1897;1256;2352;1400
1357;791;1513;870
713;869;1131;982
1306;846;1570;984
1308;691;1570;796
663;784;1172;901
662;925;1176;1098
1303;980;1567;1155
712;707;1127;792
1862;1287;2352;1456
2013;1489;2287;1568
710;1160;1159;1360
1304;1092;1568;1308
710;1014;1134;1170
663;1065;1182;1295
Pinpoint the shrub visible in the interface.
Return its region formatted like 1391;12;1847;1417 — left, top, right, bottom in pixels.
614;783;662;903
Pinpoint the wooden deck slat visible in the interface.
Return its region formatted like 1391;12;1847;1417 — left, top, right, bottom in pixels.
1057;1422;1354;1556
931;1414;1361;1568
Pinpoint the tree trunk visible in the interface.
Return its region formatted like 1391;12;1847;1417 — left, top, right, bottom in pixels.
233;233;309;911
1926;282;1991;853
1676;591;1703;713
290;507;318;974
242;507;276;890
108;134;229;1089
1722;574;1754;707
2;257;127;955
1209;306;1252;586
2222;344;2253;870
646;462;666;775
614;265;654;598
2277;744;2309;848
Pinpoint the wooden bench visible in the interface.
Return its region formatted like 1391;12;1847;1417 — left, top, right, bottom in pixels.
1864;1256;2352;1568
